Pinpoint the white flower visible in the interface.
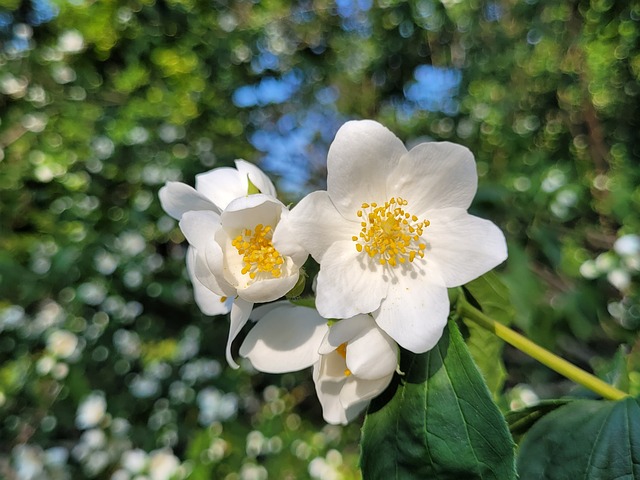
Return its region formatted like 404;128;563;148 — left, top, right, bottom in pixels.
46;329;78;359
76;392;107;429
240;303;397;425
159;160;277;317
160;161;307;367
313;314;397;424
280;120;507;354
148;449;180;480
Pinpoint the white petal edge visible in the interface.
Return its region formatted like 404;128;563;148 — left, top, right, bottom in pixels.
179;210;221;251
375;274;449;354
327;120;407;220
226;297;254;369
159;182;220;220
319;314;373;354
235;159;277;198
221;194;284;235
195;160;277;211
339;374;393;410
272;209;309;267
238;270;299;304
239;305;328;373
424;208;508;287
313;362;348;425
345;324;397;381
187;247;232;315
388;142;477;213
284;191;356;262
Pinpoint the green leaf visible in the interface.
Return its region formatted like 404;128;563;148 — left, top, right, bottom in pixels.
246;175;261;195
517;397;640;479
505;399;573;442
361;320;516;480
462;271;515;398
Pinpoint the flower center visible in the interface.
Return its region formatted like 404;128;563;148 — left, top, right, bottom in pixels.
336;342;352;377
231;224;285;279
352;197;429;267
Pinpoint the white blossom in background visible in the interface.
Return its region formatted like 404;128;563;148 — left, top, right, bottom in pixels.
46;329;78;359
76;392;107;430
121;448;147;474
148;449;180;480
280;120;507;354
12;445;44;480
240;303;397;424
58;29;85;53
160;161;307;367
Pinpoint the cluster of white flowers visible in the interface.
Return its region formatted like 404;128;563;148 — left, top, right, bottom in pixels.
160;120;507;424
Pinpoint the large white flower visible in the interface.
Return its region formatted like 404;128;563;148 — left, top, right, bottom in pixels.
280;120;507;354
159;161;306;367
240;303;397;425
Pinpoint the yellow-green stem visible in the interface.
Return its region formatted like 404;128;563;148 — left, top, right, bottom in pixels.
460;299;628;401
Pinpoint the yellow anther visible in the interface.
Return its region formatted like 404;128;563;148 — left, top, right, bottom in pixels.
335;343;352;377
220;296;227;303
352;197;430;268
232;223;285;281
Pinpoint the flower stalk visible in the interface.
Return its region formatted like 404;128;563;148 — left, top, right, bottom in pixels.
459;298;628;401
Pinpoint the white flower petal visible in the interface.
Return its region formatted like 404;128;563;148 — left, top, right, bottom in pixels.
339;375;392;409
375;274;449;353
315;241;388;319
345;324;397;380
226;297;254;369
179;210;221;251
187;248;232;315
239;305;328;373
319;314;373;354
425;208;507;287
389;142;477;213
272;209;309;267
327;120;407;219
159;182;219;220
285;191;356;262
221;194;283;235
195;160;276;210
239;270;299;303
248;300;289;321
235;159;277;198
313;361;348;425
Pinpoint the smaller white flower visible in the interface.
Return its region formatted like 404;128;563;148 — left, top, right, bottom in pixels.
180;195;307;367
240;304;397;425
314;314;397;425
159;161;307;367
76;392;107;430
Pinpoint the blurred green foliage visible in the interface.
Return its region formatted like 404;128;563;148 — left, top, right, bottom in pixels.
0;0;639;478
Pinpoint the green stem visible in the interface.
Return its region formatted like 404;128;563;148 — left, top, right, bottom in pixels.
459;299;628;401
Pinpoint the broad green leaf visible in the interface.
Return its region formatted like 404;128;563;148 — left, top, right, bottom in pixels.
361;320;516;480
517;397;640;479
505;399;573;442
462;271;515;398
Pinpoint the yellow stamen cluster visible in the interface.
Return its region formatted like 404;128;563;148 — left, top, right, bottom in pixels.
231;224;284;280
353;197;429;267
336;342;352;377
